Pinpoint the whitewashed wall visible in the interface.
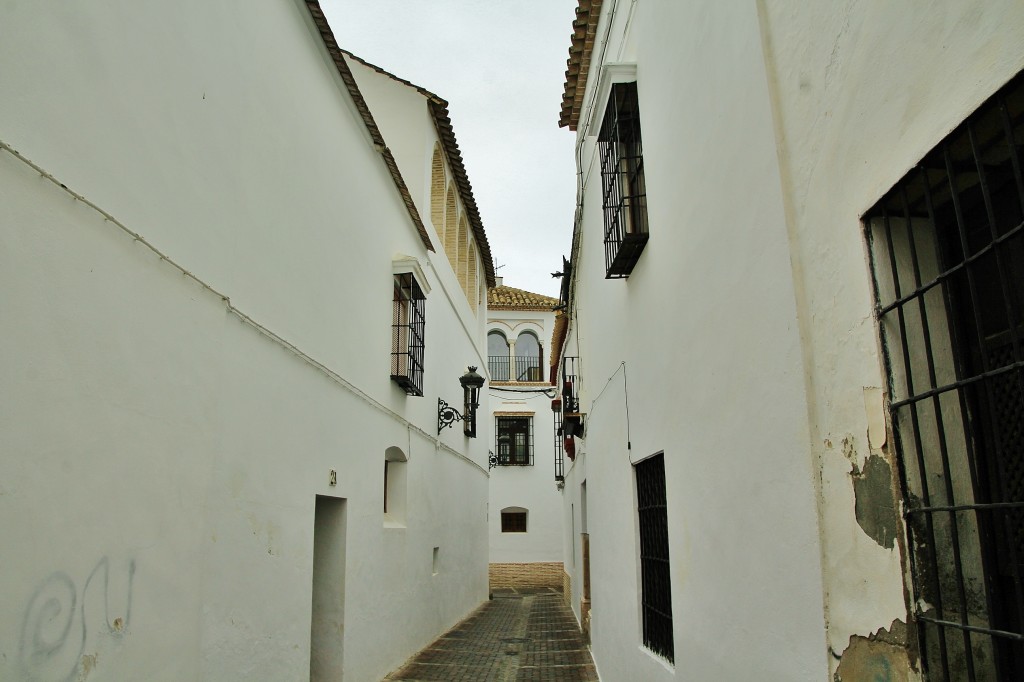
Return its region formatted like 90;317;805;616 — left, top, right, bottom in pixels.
0;1;489;680
560;1;1024;680
487;308;563;565
759;1;1024;676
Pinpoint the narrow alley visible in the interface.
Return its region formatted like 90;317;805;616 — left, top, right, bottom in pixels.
385;589;598;681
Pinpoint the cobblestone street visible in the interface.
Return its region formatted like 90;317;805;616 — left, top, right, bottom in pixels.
385;589;599;681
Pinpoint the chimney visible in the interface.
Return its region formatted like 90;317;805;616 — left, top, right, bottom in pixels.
495;276;503;287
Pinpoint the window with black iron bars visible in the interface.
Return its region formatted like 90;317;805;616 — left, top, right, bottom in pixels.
865;70;1024;681
495;416;533;466
391;273;425;396
599;81;648;278
636;453;673;663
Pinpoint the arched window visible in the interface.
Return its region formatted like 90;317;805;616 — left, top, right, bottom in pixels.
515;331;543;382
500;506;528;533
430;144;445;243
457;216;469;296
488;331;509;381
468;240;478;312
444;184;458;264
384;446;408;527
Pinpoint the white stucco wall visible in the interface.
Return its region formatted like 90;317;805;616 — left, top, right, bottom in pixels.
562;2;828;680
487;308;563;565
758;0;1024;671
0;2;489;680
559;1;1024;680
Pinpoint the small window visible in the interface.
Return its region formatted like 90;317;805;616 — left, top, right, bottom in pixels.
384;446;408;527
636;453;673;663
501;507;528;533
391;273;426;396
495;416;533;466
599;81;648;278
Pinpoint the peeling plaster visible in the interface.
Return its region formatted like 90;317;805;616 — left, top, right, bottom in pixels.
834;619;914;682
851;454;898;550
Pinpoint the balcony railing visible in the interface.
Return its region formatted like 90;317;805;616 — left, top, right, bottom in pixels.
488;355;510;381
562;356;581;413
489;355;543;382
515;356;543;382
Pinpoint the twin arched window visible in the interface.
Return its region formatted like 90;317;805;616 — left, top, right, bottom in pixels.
487;330;543;382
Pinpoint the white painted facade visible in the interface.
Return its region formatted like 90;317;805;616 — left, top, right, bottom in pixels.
0;2;492;681
486;287;563;568
555;1;1024;680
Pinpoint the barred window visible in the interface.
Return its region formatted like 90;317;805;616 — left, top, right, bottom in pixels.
599;81;648;278
391;273;425;396
636;453;673;663
495;416;533;466
865;71;1024;680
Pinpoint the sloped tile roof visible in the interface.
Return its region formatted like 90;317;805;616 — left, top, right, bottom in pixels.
549;311;568;375
339;50;496;287
303;1;433;252
488;285;559;310
559;0;604;131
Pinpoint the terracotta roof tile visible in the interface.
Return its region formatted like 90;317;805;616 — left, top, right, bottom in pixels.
303;2;434;252
488;285;559;310
559;0;604;131
340;50;496;287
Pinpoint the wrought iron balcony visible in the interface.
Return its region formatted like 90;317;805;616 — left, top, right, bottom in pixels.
515;356;543;382
489;355;543;382
488;355;510;381
561;356;581;414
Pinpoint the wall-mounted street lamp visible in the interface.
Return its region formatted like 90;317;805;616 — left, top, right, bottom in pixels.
438;366;486;438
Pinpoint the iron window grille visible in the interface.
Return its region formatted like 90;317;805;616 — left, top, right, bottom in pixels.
391;273;426;396
553;406;565;482
562;356;581;414
495;416;533;466
599;81;648;278
865;71;1024;681
636;452;673;663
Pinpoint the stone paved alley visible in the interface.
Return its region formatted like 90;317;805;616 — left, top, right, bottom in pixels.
384;588;599;681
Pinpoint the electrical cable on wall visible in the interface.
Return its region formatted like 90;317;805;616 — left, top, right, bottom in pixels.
0;137;488;477
584;361;634;462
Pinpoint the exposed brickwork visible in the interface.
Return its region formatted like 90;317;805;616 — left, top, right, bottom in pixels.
385;591;597;681
562;571;572;609
489;562;565;591
430;144;445;239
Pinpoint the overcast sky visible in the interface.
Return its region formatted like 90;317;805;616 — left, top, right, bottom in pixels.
322;0;579;299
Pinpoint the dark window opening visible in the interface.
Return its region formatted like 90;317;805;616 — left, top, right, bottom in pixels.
495;416;533;466
599;81;648;278
636;453;673;663
501;510;528;533
865;71;1024;681
391;273;426;396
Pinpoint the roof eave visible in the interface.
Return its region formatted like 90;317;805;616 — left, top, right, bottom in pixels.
303;1;435;252
559;0;604;131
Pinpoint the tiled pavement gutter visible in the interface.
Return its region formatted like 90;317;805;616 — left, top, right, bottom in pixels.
384;588;599;681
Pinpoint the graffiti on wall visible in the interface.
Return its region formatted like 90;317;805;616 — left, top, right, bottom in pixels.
18;557;135;682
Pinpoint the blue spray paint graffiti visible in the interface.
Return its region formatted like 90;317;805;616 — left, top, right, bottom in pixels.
18;557;135;682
